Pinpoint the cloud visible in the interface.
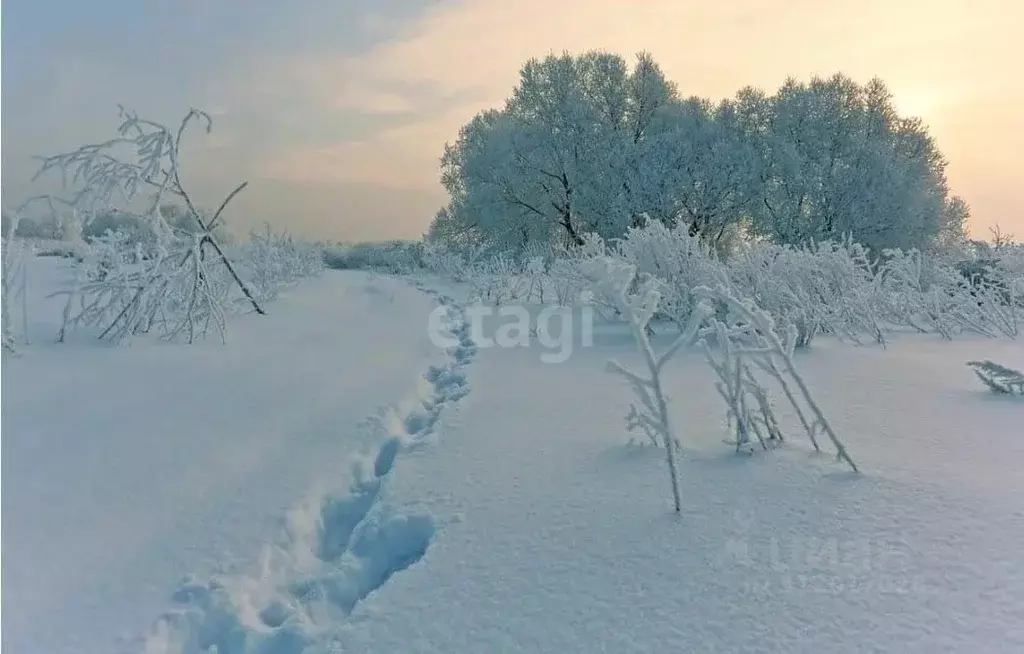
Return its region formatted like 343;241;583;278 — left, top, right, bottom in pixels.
255;100;480;189
4;0;1019;239
221;179;446;242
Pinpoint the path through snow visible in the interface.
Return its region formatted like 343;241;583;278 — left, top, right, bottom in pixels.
142;289;477;653
1;260;464;654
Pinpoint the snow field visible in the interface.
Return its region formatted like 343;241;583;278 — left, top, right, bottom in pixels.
2;258;450;653
3;254;1023;653
328;319;1024;653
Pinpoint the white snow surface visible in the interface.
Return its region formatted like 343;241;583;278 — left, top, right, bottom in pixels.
2;258;446;653
3;258;1024;653
334;328;1024;653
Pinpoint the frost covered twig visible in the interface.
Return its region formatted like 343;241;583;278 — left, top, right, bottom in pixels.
701;320;782;453
584;256;714;513
34;107;266;343
966;360;1024;395
2;228;26;352
239;223;325;303
2;212;34;353
695;285;859;472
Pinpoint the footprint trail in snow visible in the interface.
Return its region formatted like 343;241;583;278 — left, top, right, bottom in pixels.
142;290;476;654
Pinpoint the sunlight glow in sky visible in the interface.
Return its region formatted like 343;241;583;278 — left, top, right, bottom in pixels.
2;0;1021;241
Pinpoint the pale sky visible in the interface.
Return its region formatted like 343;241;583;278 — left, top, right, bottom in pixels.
2;0;1021;241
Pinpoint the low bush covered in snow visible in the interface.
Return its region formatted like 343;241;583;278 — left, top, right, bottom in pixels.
409;220;1023;349
2;107;324;347
322;240;425;274
392;222;1019;498
966;360;1024;395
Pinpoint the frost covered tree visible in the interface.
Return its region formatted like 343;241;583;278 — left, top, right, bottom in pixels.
434;51;679;250
435;54;966;255
623;97;757;246
34;106;265;343
737;75;967;252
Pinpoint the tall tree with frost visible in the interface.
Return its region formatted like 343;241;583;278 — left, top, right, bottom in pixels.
738;74;968;251
433;51;678;250
623;96;758;245
434;56;967;254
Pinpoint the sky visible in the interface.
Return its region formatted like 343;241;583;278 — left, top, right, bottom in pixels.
2;0;1021;242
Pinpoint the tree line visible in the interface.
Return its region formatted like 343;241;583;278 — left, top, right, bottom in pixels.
2;203;232;245
429;51;968;254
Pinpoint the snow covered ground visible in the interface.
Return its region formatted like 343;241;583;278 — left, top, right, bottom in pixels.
333;327;1024;653
2;258;447;653
3;257;1023;653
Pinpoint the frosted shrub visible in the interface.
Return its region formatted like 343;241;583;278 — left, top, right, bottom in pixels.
470;250;554;305
695;286;859;471
1;219;30;353
966;360;1024;395
547;257;589;307
322;240;423;274
427;219;1020;347
523;256;547;303
240;225;323;302
877;248;1020;340
470;253;529;304
52;229;234;344
804;239;885;346
420;240;488;282
612;220;726;327
701;319;783;453
993;245;1024;291
591;223;888;346
875;249;940;335
583;255;714;513
545;235;607;308
727;245;822;348
726;239;885;348
36;107;265;344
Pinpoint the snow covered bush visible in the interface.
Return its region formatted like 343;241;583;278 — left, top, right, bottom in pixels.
875;248;946;336
726;245;823;348
1;219;31;353
721;238;885;348
583;255;714;513
542;235;608;308
52;227;238;343
239;224;324;303
469;252;528;304
322;240;424;274
592;219;1020;346
966;360;1024;395
877;248;1020;340
802;239;886;346
611;220;727;327
33;106;265;344
464;250;553;305
419;240;467;280
992;243;1024;287
694;286;859;471
701;318;784;453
